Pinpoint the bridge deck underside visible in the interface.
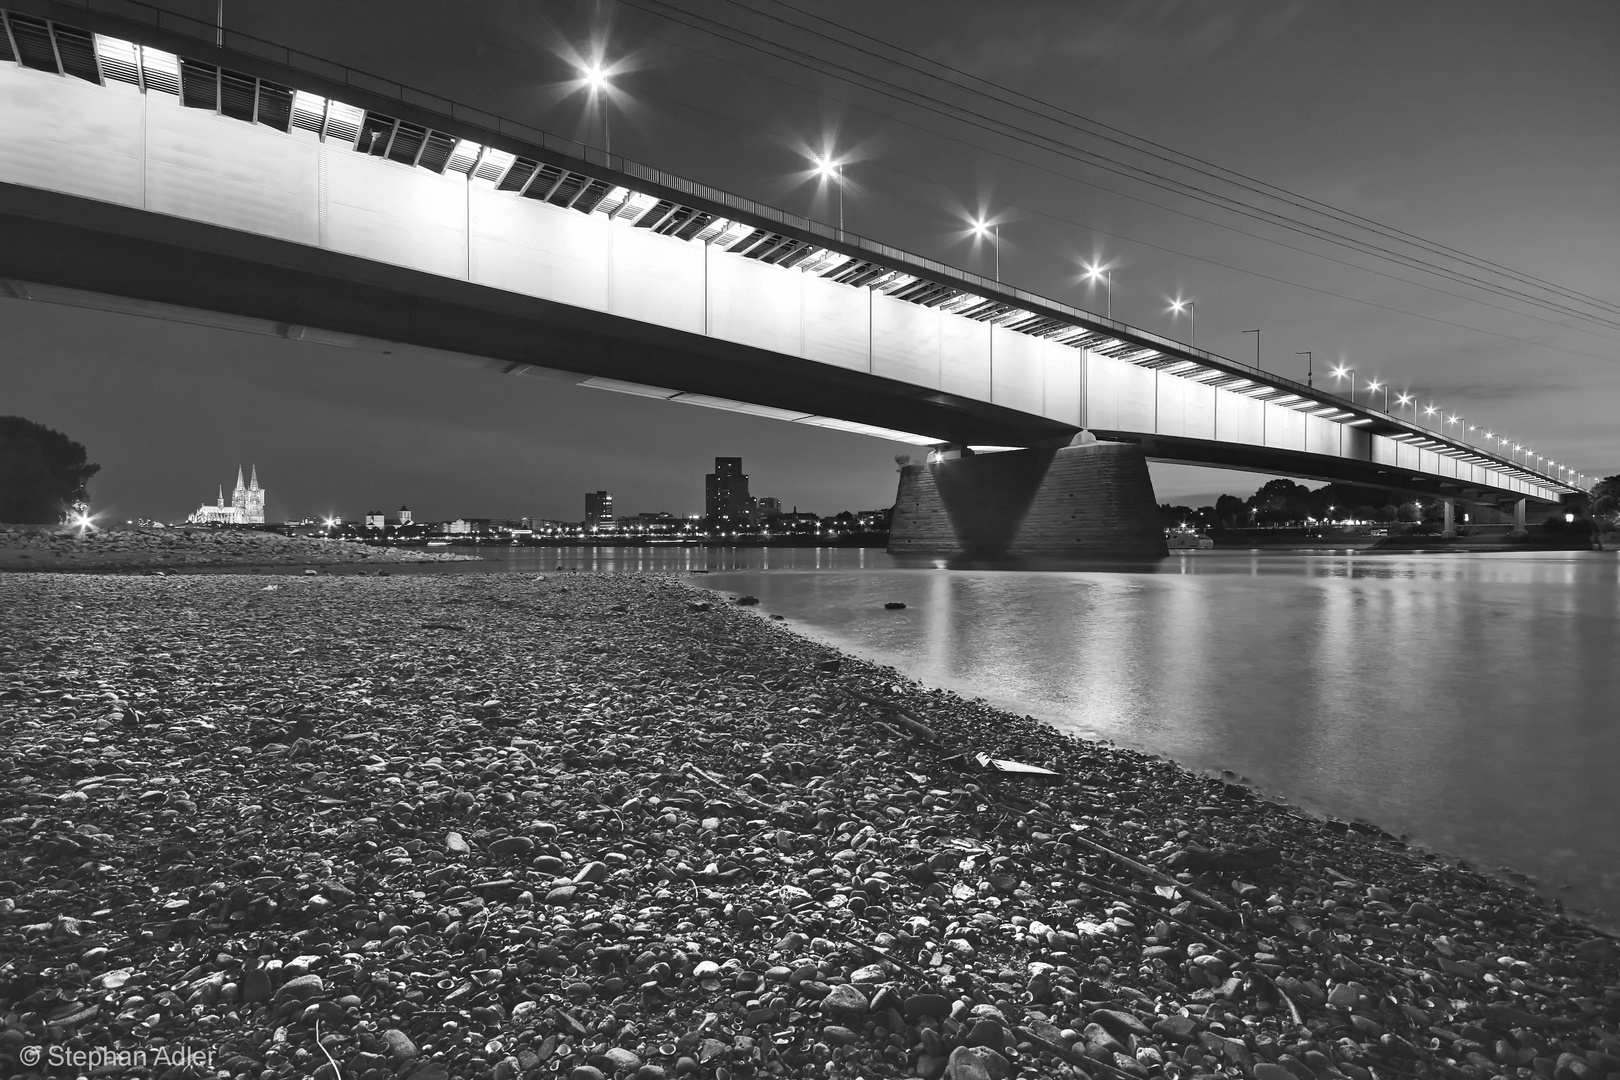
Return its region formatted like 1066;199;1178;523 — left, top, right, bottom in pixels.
0;44;1567;506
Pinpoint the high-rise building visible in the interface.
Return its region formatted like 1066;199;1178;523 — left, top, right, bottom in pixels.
186;465;265;525
706;457;756;528
585;490;614;530
756;496;782;518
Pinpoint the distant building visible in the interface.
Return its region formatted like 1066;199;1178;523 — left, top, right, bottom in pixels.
397;505;413;526
706;457;755;528
756;496;782;518
445;518;490;535
364;510;386;528
585;491;614;531
187;466;265;525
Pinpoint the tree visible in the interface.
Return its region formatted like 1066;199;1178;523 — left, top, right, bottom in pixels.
0;417;100;524
1592;474;1620;527
1214;494;1248;528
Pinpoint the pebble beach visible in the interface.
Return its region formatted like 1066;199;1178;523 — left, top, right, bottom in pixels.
1;570;1617;1080
0;526;480;573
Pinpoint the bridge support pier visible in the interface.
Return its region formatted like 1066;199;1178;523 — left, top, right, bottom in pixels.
888;439;1167;560
1509;498;1528;539
1441;498;1457;538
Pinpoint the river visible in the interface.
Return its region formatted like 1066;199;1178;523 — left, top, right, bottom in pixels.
387;544;1620;928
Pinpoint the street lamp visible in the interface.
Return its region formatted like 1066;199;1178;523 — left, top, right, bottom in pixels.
1169;298;1195;345
1396;392;1416;421
1366;378;1389;412
580;60;613;154
1331;364;1355;403
1242;328;1259;371
813;153;844;237
1082;261;1113;319
1296;351;1312;387
972;218;1000;282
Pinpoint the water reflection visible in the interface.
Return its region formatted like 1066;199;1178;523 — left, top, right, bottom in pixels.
698;549;1620;929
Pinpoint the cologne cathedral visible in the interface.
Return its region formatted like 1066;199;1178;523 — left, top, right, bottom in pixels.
187;466;266;525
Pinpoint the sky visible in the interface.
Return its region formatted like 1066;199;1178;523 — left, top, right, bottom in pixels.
4;0;1616;523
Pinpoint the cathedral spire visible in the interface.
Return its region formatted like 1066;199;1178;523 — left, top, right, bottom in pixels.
217;485;224;507
234;466;246;494
250;465;259;490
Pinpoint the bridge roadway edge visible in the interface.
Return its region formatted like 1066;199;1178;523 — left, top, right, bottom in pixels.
888;442;1168;559
0;180;1074;450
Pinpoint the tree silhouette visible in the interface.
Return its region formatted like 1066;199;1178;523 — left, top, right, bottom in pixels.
0;417;100;523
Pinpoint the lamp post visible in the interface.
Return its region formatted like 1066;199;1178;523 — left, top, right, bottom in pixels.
1169;299;1195;345
1242;328;1259;371
1083;262;1113;319
1296;351;1312;388
1396;392;1416;422
1366;378;1389;412
814;154;845;237
582;62;612;154
973;219;1000;282
1331;364;1355;403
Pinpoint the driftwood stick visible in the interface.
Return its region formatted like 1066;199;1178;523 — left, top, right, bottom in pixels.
1065;828;1232;914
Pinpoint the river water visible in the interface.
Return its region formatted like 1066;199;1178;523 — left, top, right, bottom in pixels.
391;544;1620;927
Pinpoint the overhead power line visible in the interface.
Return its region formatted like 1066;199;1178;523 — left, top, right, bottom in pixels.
615;0;1620;339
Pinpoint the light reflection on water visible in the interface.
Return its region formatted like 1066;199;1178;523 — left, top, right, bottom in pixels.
676;548;1620;930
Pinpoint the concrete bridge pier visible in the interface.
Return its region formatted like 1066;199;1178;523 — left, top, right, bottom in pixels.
888;437;1168;559
1510;498;1529;539
1442;498;1457;538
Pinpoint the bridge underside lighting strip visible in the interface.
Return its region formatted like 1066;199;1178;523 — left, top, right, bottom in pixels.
0;7;1582;491
579;378;939;444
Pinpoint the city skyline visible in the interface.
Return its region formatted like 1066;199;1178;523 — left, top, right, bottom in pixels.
3;1;1614;522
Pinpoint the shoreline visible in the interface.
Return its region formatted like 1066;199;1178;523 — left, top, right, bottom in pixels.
0;525;481;573
1;572;1616;1080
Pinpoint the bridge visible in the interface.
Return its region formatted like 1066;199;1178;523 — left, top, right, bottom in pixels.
0;2;1587;556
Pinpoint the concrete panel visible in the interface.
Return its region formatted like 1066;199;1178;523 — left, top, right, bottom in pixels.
1397;442;1419;471
145;101;321;245
470;186;608;311
1041;341;1081;426
939;313;991;401
1344;426;1372;460
325;150;467;278
872;293;939;388
1155;373;1187;437
1306;414;1339;457
1216;390;1264;446
707;247;803;358
1083;351;1121;430
1371;436;1398;466
1182;379;1216;440
608;224;705;335
1419;449;1437;476
1116;360;1157;432
0;64;145;207
1264;403;1306;451
802;274;869;372
991;326;1044;416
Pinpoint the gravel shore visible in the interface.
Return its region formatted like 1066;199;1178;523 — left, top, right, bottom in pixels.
0;526;480;573
1;572;1616;1080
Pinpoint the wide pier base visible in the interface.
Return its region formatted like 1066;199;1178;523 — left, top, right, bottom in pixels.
888;441;1167;559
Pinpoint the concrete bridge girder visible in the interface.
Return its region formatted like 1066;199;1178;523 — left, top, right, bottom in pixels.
0;30;1575;506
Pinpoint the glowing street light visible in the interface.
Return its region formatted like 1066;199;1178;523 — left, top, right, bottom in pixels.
1366;377;1390;412
1331;364;1356;403
812;153;845;236
972;218;1000;282
579;59;614;154
1168;298;1195;345
1082;261;1113;319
